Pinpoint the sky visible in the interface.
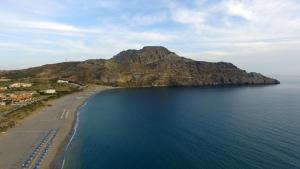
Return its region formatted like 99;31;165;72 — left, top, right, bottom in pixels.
0;0;300;75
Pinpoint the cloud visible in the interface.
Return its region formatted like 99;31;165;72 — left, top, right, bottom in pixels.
0;0;300;74
11;20;80;32
224;0;253;20
171;8;205;25
126;12;168;26
165;0;300;58
0;11;76;34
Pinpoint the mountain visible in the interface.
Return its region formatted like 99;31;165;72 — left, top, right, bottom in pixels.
1;46;279;87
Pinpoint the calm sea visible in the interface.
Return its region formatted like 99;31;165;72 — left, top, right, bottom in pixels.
63;76;300;169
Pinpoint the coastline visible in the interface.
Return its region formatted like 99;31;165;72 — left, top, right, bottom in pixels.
0;85;114;169
51;86;114;169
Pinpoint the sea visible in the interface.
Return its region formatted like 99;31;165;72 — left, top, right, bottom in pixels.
62;75;300;169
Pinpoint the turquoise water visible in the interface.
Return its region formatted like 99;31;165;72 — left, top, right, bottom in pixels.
63;76;300;169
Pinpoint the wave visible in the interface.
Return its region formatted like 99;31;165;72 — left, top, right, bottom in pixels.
60;101;86;169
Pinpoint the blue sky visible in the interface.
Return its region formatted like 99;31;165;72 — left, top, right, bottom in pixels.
0;0;300;75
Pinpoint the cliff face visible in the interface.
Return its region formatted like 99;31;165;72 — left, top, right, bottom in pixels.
2;46;279;87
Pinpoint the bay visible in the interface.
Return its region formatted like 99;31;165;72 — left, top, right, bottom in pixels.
63;76;300;169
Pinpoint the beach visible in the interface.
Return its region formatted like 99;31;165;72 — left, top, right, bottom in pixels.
0;85;111;169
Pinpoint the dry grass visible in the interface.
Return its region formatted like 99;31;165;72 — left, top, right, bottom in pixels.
0;102;45;132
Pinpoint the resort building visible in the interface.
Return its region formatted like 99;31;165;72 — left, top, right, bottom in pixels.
57;80;69;83
0;94;5;100
9;83;32;88
0;86;8;90
0;78;11;82
42;89;56;94
9;93;33;103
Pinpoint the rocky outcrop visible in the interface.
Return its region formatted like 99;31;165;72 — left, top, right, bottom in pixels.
3;46;279;87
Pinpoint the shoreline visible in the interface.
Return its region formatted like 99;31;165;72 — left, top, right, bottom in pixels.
50;94;88;169
52;87;114;169
0;85;114;169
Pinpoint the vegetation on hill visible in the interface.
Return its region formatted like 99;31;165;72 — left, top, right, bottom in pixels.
0;46;279;87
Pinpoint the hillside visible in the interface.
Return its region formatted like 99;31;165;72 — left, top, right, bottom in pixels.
1;46;279;87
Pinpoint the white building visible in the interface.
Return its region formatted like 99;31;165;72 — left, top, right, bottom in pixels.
57;80;69;84
0;79;11;82
42;89;56;94
0;86;7;90
9;83;32;88
0;94;5;100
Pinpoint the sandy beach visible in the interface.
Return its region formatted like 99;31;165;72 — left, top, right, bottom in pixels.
0;86;112;169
